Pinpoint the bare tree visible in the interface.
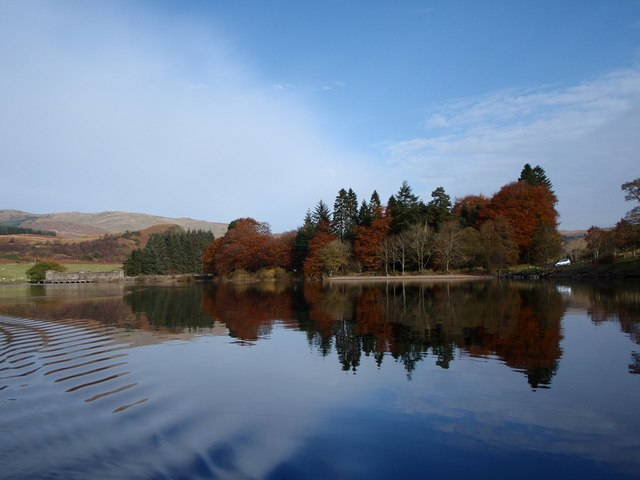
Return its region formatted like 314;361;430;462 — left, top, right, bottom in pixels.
435;220;463;272
406;222;435;271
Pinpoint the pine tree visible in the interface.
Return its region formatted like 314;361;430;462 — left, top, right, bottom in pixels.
389;181;420;234
426;186;453;231
519;163;554;196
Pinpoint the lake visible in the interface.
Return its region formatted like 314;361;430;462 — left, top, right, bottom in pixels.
1;279;639;479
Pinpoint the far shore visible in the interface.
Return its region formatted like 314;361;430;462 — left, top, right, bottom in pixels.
324;274;493;283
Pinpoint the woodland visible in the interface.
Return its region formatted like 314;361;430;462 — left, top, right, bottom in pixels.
196;164;639;279
199;164;575;279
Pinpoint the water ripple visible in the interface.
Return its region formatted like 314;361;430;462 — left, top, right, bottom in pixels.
0;316;142;412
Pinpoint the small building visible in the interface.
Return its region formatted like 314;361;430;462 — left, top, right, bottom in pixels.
45;269;125;284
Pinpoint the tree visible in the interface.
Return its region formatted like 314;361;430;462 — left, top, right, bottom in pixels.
331;188;358;241
453;194;489;228
434;220;463;272
478;218;519;270
585;226;613;259
621;178;640;225
354;214;390;272
303;229;337;278
406;222;435;271
358;190;382;228
317;239;353;276
389;181;420;234
519;163;554;195
483;181;559;263
426;186;452;230
529;223;563;265
312;200;332;229
25;261;66;283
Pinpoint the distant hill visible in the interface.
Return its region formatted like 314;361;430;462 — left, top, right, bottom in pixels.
0;210;228;239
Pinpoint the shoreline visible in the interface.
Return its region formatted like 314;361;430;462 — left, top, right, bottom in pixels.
324;274;493;283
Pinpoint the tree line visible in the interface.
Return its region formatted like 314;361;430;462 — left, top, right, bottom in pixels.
583;178;640;262
0;225;56;236
202;164;564;278
123;228;214;276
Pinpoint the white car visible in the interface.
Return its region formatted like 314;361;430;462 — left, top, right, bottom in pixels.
555;258;571;267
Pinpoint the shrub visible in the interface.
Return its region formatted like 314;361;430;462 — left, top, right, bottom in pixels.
25;261;66;283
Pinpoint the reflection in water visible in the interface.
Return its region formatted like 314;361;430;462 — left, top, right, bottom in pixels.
1;280;640;479
2;280;639;388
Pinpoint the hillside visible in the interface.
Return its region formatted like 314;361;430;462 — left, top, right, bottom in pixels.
0;210;228;238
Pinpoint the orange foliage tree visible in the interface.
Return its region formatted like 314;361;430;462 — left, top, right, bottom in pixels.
482;181;559;262
353;210;390;272
203;218;295;275
303;226;337;278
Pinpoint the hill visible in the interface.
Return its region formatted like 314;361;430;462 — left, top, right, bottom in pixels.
0;210;228;239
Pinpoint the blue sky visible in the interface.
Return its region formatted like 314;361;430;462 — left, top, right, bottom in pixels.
1;1;639;232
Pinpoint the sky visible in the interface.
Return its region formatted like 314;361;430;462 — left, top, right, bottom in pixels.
1;0;639;232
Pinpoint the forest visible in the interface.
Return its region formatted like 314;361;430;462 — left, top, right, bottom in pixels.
121;166;640;279
123;228;214;275
203;164;564;278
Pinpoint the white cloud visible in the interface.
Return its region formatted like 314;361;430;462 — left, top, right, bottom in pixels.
386;69;640;229
0;1;379;232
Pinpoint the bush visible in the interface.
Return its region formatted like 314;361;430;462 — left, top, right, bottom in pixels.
25;261;66;283
593;253;615;265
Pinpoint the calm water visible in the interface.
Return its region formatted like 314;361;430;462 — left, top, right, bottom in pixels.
1;279;639;479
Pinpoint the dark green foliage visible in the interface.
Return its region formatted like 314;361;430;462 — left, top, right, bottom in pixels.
293;211;315;272
425;186;452;230
0;225;56;236
519;163;554;195
123;228;214;276
25;261;66;283
311;200;331;228
389;181;421;234
331;188;359;240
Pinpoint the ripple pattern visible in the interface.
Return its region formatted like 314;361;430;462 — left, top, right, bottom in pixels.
0;316;147;413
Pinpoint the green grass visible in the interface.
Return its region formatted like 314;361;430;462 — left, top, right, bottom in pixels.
0;262;123;284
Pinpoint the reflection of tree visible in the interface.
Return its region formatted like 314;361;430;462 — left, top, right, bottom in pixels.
202;283;294;341
585;281;640;345
297;281;565;387
125;286;214;331
577;280;640;375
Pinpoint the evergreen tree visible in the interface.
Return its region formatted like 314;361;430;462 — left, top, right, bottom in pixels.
312;200;332;229
389;181;420;234
519;163;554;196
426;186;453;231
331;188;359;241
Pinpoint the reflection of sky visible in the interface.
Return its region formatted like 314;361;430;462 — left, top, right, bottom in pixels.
2;310;640;478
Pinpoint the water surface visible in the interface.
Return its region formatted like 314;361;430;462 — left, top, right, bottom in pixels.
1;280;639;479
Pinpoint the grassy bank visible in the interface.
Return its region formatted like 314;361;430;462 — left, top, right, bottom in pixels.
499;257;640;279
0;262;123;284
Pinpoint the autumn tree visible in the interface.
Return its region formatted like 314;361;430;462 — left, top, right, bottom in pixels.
317;239;353;276
303;228;337;278
478;218;519;270
354;212;390;272
209;218;271;275
453;194;489;228
585;226;614;260
483;181;559;263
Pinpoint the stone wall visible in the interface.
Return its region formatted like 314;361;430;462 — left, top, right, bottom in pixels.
45;269;125;283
